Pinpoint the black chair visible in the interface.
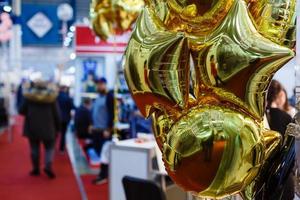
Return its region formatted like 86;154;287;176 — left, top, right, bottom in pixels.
122;176;166;200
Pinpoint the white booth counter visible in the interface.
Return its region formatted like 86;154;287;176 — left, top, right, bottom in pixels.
109;138;188;200
109;139;156;200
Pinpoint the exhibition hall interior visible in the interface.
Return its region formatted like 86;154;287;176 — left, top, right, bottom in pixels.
0;0;300;199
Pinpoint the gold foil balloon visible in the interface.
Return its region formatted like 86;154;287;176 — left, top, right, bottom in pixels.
90;0;144;40
124;0;295;199
246;0;297;48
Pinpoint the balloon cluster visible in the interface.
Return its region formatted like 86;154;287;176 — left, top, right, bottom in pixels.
0;12;13;42
124;0;296;199
90;0;144;40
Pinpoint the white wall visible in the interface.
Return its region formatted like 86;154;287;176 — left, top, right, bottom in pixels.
21;47;74;80
274;59;296;98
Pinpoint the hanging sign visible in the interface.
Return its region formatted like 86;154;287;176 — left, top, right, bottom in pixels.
75;25;130;54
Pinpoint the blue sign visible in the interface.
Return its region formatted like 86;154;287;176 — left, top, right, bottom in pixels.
82;59;98;81
0;0;11;5
21;4;62;46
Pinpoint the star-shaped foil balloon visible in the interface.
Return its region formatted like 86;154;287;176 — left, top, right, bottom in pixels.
246;0;297;48
124;0;296;199
90;0;144;40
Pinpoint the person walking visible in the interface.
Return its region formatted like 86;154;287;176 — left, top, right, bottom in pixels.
19;81;61;179
210;55;224;86
16;78;26;111
57;85;75;152
91;77;114;184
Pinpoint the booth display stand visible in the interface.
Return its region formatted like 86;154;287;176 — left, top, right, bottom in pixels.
109;138;190;200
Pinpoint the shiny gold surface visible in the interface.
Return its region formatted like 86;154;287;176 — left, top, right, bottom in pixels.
164;105;264;198
124;0;295;199
90;0;144;40
166;0;234;35
246;0;297;48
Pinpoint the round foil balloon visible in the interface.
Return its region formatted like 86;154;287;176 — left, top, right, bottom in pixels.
90;0;144;40
124;0;296;199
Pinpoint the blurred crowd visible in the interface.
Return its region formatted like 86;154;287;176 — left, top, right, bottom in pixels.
0;77;298;195
14;77;152;183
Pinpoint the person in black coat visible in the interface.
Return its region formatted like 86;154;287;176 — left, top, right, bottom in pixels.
265;80;294;200
19;81;61;179
57;86;75;152
16;79;27;111
74;98;92;139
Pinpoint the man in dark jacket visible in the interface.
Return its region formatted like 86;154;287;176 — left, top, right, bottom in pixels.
91;77;114;184
91;78;114;155
19;82;61;179
16;80;24;110
57;86;75;152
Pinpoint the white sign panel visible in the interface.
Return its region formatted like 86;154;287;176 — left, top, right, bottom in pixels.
27;12;53;38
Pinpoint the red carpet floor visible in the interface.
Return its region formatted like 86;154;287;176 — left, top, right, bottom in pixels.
81;175;108;200
0;117;82;200
78;139;108;200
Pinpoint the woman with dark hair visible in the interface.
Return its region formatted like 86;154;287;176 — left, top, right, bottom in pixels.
267;80;293;136
266;79;294;200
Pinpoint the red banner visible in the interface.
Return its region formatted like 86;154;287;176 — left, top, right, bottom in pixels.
75;25;130;54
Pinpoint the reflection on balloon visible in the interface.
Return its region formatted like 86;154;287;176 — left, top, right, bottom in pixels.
246;0;297;48
124;0;296;199
90;0;144;40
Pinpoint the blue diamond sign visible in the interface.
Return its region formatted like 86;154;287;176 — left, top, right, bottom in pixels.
27;12;53;38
